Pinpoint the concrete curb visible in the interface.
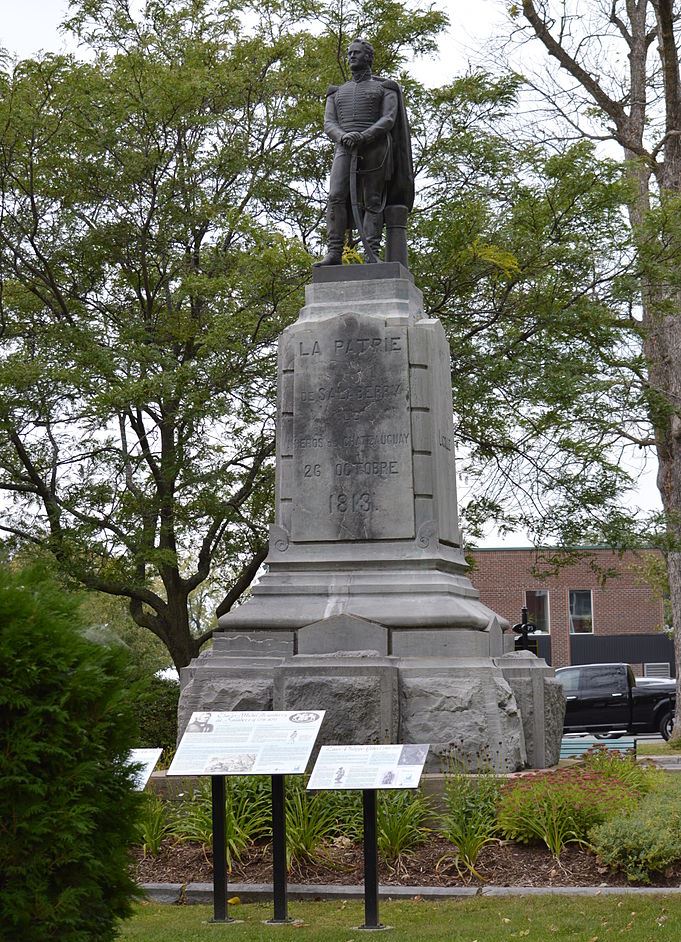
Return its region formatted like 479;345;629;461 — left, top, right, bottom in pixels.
141;882;681;904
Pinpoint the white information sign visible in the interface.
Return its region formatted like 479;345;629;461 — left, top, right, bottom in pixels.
128;748;163;791
307;744;429;791
167;711;325;776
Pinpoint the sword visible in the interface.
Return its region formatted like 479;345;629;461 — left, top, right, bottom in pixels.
349;147;378;264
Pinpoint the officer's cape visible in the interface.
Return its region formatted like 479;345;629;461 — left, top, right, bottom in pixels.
325;77;415;212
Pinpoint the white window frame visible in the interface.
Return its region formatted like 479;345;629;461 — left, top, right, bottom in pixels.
524;589;550;634
568;589;594;634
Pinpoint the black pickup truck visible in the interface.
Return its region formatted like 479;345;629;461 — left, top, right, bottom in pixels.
555;663;676;740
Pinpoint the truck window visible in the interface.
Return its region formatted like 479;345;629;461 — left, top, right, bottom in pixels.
556;668;580;694
580;664;627;695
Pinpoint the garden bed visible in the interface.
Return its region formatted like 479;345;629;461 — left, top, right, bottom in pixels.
132;837;681;890
133;753;681;890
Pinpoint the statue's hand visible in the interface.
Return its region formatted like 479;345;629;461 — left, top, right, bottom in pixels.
341;131;363;149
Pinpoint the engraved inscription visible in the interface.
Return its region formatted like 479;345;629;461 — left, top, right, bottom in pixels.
290;313;415;541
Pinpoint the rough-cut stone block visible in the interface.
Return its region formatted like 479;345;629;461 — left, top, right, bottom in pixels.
273;656;398;747
297;614;388;655
177;661;277;741
495;651;565;768
398;662;526;772
543;677;567;766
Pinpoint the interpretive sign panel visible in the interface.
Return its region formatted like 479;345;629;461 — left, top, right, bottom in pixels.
167;711;325;776
290;313;415;541
307;744;429;790
128;748;163;790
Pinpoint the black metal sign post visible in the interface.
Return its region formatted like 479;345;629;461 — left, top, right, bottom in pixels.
512;606;537;652
358;789;384;931
210;775;236;924
266;774;291;925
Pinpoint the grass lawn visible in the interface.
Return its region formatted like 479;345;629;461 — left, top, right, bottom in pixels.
637;741;681;756
120;897;681;941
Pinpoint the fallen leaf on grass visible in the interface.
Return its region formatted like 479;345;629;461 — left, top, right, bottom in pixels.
227;897;240;905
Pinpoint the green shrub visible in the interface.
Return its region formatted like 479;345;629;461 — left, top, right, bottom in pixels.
323;788;364;842
589;775;681;883
136;794;175;857
376;790;431;868
498;769;637;858
135;675;180;764
438;769;502;878
285;778;340;870
0;565;142;942
581;746;660;795
171;776;271;870
589;813;681;884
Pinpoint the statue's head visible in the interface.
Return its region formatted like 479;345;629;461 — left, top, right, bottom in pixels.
347;38;374;72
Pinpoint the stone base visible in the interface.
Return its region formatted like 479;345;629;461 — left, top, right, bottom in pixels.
178;640;562;772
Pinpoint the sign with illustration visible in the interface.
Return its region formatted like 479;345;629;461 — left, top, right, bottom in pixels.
167;711;325;776
307;744;429;790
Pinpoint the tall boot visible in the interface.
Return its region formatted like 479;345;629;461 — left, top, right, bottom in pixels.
314;202;347;267
362;210;383;263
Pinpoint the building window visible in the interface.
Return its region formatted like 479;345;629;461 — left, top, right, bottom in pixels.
525;589;549;633
569;589;593;633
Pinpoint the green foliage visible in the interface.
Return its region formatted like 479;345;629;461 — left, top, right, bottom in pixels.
135;676;180;762
376;790;431;867
136;794;175;858
590;814;681;885
171;777;271;871
580;746;660;795
590;775;681;884
285;779;341;870
79;593;173;680
322;788;365;842
438;769;502;878
0;565;142;942
497;769;638;858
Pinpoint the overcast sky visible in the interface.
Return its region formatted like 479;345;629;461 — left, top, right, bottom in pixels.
1;0;505;78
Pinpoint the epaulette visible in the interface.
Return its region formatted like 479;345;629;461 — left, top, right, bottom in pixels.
380;79;399;92
326;85;340;97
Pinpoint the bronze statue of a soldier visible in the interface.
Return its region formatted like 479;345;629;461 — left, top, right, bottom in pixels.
315;38;414;268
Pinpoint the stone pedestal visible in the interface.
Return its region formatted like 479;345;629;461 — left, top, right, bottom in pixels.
178;264;563;771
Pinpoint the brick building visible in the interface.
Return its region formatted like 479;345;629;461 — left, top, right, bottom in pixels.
469;547;674;674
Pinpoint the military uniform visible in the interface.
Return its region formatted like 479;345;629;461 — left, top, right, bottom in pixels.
321;70;400;262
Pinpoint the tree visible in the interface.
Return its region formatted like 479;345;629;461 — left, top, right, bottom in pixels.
0;0;446;670
0;564;142;941
407;72;643;551
496;0;681;731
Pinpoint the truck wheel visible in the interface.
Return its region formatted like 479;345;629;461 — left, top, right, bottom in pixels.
660;712;674;741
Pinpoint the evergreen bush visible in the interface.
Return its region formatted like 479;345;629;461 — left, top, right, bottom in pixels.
0;565;143;941
135;675;180;760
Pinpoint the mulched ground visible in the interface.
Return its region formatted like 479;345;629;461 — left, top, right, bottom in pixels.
132;837;681;889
